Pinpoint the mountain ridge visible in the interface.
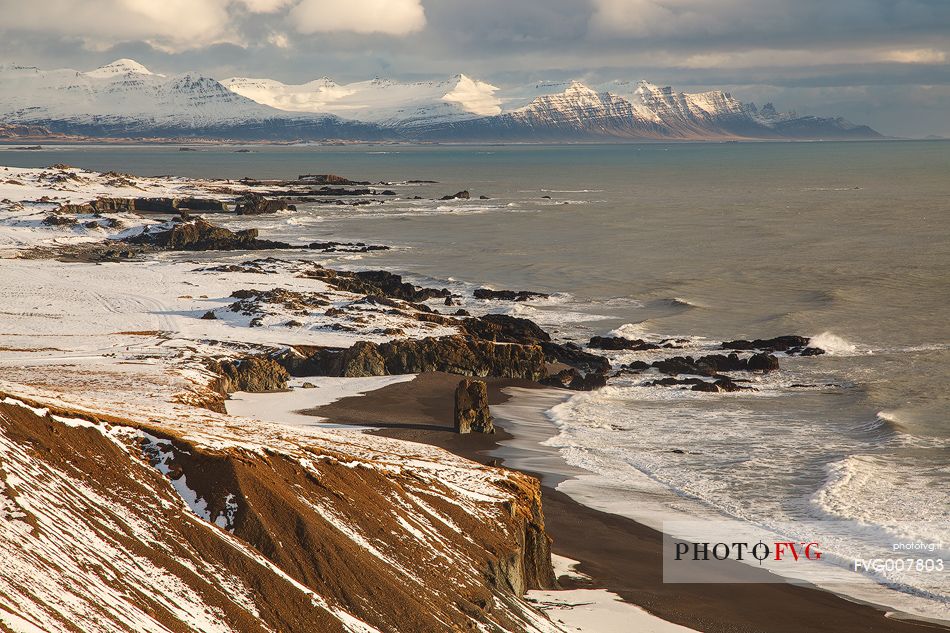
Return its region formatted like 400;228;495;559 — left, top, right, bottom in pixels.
0;59;883;141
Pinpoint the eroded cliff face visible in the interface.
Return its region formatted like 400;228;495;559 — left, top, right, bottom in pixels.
0;393;556;633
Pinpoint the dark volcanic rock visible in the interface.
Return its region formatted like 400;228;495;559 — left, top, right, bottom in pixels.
454;379;494;434
647;376;754;392
647;377;707;387
440;190;471;200
297;174;370;186
473;288;550;302
462;314;551;344
461;314;609;379
312;186;374;196
210;357;289;394
622;360;651;371
126;219;293;251
653;353;780;376
354;270;451;302
66;197;228;214
747;353;780;372
43;214;77;226
235;192;294;215
284;336;548;381
652;356;718;377
722;335;810;352
541;342;611;375
588;336;660;351
691;377;751;393
541;368;608;391
301;266;450;302
308;241;389;253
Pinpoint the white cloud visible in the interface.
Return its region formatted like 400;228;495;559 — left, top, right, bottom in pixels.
442;75;502;116
883;49;946;64
268;32;292;49
0;0;236;52
0;0;425;53
588;0;792;38
290;0;426;35
237;0;294;11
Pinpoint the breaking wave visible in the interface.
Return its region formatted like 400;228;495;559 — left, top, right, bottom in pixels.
809;331;859;355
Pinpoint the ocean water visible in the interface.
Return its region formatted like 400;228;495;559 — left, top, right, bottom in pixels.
3;140;948;619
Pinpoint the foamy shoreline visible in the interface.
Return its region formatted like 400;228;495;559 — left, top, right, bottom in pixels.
492;386;950;627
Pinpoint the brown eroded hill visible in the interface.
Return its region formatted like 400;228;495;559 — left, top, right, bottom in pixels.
0;392;556;632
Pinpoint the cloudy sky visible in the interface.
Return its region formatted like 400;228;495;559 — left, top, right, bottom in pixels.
1;0;948;136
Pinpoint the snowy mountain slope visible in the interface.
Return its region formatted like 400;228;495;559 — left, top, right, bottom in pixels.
224;73;502;128
0;59;385;140
0;59;882;140
0;59;283;126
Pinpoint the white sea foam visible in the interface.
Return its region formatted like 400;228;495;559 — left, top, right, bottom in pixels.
809;331;859;355
811;455;950;533
536;370;950;622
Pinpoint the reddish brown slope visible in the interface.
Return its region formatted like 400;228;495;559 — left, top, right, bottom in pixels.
0;395;556;632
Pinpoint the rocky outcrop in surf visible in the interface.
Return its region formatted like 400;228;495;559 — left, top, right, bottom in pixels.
722;335;825;356
542;367;608;391
647;375;753;392
234;192;295;215
474;288;550;302
652;352;780;376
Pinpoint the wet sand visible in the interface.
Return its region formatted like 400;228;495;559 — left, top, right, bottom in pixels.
310;372;947;633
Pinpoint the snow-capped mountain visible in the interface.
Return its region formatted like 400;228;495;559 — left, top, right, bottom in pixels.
0;59;881;141
0;59;379;139
224;71;880;140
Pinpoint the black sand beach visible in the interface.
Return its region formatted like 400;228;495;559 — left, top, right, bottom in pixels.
312;372;948;633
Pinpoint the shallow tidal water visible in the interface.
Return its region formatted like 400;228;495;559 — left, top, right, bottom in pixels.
4;139;948;619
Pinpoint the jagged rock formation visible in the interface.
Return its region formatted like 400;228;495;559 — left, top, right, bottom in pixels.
0;393;557;632
126;219;293;251
301;266;451;302
273;310;613;390
283;336;549;381
209;357;290;395
588;335;661;351
722;335;825;356
461;314;551;344
58;196;229;214
474;288;550;302
454;379;494;434
235;192;294;215
542;367;608;391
